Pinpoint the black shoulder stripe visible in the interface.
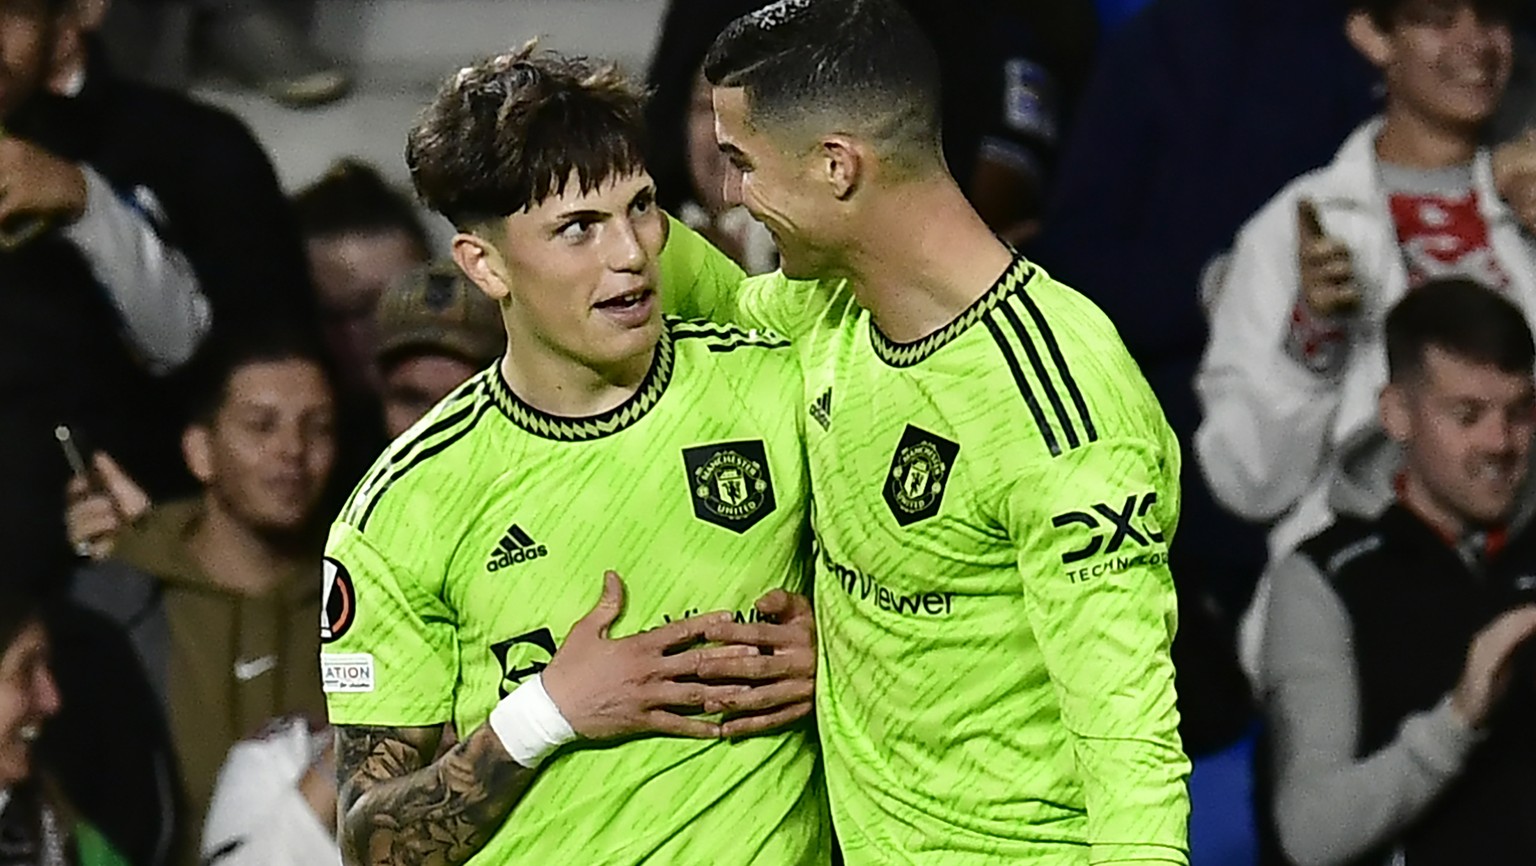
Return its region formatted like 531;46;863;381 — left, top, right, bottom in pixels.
984;315;1060;457
998;300;1081;451
343;398;479;525
1015;290;1098;444
357;400;497;532
346;373;491;525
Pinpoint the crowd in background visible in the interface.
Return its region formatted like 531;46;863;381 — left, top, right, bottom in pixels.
3;0;1536;864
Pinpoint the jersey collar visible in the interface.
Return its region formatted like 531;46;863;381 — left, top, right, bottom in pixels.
487;327;675;442
869;256;1035;368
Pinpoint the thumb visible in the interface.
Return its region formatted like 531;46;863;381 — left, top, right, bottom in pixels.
755;588;812;623
94;451;150;519
755;588;792;619
1297;198;1324;242
577;571;625;641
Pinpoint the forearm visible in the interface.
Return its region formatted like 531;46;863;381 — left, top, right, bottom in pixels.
1273;698;1474;866
1076;733;1191;865
337;724;537;866
65;167;210;371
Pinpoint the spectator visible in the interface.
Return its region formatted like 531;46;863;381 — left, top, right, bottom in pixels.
374;260;504;438
62;328;336;865
294;159;432;397
0;582;131;866
1260;279;1536;866
37;581;181;866
0;0;207;587
0;0;318;588
293;158;430;488
1197;0;1536;681
200;715;335;866
53;0;318;335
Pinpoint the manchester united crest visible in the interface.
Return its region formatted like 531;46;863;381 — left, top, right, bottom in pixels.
883;425;960;526
682;440;777;533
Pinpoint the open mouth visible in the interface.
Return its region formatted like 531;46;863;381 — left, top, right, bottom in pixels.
594;289;655;311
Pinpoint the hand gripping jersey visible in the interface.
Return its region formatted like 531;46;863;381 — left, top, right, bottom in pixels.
322;230;829;864
668;230;1191;866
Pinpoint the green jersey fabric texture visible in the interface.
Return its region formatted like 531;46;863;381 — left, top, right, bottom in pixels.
669;235;1191;866
322;310;828;864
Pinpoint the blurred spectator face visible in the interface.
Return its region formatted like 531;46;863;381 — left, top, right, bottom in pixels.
0;0;62;121
309;229;427;394
712;87;842;280
1383;346;1536;526
1351;1;1514;130
0;618;60;788
381;354;479;437
471;171;665;371
184;359;337;534
687;71;729;215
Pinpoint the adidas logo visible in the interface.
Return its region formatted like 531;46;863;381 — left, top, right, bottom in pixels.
809;388;832;431
487;524;548;572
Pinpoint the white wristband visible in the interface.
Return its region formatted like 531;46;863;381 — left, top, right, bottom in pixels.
488;674;577;769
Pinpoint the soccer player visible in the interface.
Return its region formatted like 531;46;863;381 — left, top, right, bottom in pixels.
323;48;827;866
677;0;1192;863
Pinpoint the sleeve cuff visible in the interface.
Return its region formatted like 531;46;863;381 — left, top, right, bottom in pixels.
62;165;118;249
1089;842;1189;865
1403;695;1481;778
1283;296;1350;376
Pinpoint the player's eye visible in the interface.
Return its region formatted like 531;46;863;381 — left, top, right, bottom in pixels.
630;190;655;215
557;219;595;242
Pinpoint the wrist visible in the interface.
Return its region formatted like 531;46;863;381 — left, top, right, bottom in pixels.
1449;688;1482;730
487;674;577;769
1286;296;1349;375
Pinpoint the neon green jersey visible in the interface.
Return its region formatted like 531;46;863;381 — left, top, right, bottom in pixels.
321;314;828;864
668;235;1191;865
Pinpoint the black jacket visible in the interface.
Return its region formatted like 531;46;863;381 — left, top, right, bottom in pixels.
0;48;315;586
1292;505;1536;866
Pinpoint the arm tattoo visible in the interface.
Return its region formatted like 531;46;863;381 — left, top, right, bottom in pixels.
335;724;538;866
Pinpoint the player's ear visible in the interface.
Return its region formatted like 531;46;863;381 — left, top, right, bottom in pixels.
182;424;215;485
452;227;512;304
820;136;863;201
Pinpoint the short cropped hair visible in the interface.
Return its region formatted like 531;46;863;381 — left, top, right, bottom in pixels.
185;326;334;427
1349;0;1524;30
703;0;942;163
1385;278;1535;384
406;44;650;229
293;159;430;254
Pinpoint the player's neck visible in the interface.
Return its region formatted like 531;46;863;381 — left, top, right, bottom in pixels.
845;180;1015;344
1375;107;1480;170
500;339;654;418
189;499;307;597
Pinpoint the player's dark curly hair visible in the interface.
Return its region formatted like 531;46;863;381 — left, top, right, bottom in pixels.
1349;0;1524;29
406;43;650;229
703;0;942;167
